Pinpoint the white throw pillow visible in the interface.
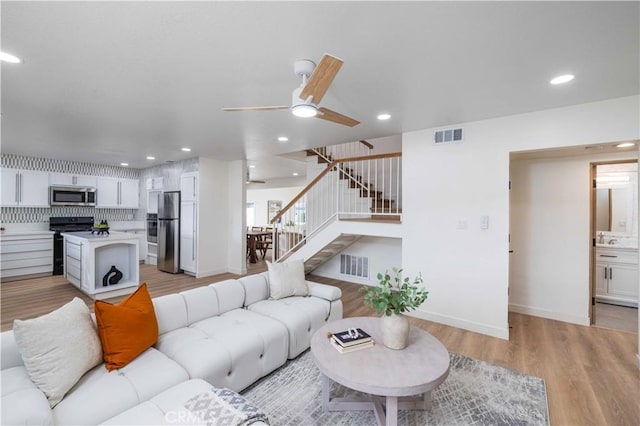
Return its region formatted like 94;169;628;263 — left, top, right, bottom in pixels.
13;297;103;408
266;260;308;299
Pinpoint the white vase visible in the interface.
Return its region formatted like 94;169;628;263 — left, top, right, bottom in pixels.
380;313;410;350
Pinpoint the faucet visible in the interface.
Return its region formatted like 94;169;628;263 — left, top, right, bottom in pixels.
608;239;618;245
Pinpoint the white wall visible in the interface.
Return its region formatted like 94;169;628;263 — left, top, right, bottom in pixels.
402;95;639;340
509;151;638;326
227;160;246;275
246;186;304;226
313;236;402;286
197;157;226;277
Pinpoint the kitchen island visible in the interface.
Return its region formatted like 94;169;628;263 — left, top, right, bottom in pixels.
62;231;140;299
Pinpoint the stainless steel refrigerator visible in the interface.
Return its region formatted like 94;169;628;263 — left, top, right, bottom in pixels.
158;191;181;273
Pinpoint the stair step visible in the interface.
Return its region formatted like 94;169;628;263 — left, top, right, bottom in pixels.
372;199;395;208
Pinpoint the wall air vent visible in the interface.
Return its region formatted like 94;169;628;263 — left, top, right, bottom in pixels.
340;254;369;278
434;127;464;144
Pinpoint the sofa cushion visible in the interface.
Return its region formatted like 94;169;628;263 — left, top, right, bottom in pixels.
210;279;245;314
155;309;288;392
153;293;188;335
100;379;213;425
180;285;220;323
248;296;331;358
95;283;159;371
266;260;308;299
239;273;269;306
13;297;103;407
101;379;269;426
1;366;53;425
52;347;189;425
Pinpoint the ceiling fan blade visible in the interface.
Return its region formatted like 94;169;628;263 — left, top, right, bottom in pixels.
222;106;289;112
299;54;343;104
316;107;360;127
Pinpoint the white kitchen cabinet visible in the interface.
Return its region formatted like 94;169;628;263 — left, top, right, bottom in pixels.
147;190;161;213
0;232;54;281
145;177;164;190
49;173;96;187
595;247;638;307
180;172;198;202
180;200;197;274
96;177;139;209
1;168;49;207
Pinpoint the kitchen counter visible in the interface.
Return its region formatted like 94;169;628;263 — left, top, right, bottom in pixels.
61;230;139;241
595;244;638;250
62;232;139;299
0;230;54;237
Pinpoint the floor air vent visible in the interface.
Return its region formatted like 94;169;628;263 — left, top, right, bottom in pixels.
340;254;369;278
434;127;464;144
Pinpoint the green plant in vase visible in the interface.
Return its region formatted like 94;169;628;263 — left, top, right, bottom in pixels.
361;267;428;349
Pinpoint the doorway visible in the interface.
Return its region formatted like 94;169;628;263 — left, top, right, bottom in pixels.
591;160;638;332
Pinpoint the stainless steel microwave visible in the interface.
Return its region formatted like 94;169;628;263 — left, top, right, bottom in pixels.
49;186;97;206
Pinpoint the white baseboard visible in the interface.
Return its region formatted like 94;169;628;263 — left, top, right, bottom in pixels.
509;303;590;326
408;309;509;340
227;266;246;275
195;268;227;278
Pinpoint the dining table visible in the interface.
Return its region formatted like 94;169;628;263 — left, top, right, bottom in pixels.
246;230;272;263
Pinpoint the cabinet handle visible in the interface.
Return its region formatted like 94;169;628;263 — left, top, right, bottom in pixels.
609;267;613;280
604;267;608;280
15;174;19;203
19;174;22;203
599;254;618;258
192;178;196;198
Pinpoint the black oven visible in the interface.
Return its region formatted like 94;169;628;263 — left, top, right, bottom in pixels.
146;213;158;243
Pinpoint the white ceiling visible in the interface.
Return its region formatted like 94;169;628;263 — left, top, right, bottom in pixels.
1;2;638;180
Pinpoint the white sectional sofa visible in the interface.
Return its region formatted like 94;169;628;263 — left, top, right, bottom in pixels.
0;272;343;425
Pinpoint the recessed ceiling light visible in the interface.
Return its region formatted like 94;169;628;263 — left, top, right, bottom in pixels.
249;165;256;168
278;136;289;142
292;172;299;176
377;113;391;120
616;142;636;148
550;74;574;85
0;51;21;64
181;147;191;152
146;156;155;160
120;162;129;167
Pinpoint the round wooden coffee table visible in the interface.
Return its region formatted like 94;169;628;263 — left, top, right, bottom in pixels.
310;316;450;426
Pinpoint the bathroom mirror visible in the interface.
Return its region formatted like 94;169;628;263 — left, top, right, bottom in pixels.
595;163;638;237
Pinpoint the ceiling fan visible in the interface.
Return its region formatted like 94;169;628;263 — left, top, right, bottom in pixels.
223;54;360;127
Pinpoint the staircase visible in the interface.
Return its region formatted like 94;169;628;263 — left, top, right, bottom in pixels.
270;146;402;270
302;234;360;274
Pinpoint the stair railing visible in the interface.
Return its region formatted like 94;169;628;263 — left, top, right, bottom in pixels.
270;152;401;261
310;140;373;163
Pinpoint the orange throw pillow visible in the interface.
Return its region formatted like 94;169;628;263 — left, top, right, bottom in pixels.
94;283;159;371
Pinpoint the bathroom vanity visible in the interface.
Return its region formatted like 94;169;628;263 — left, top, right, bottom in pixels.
595;246;638;307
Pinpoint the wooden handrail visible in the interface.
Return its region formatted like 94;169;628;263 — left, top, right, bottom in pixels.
269;151;402;224
359;140;374;150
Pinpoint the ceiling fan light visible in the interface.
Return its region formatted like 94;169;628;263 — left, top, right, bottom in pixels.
291;104;318;118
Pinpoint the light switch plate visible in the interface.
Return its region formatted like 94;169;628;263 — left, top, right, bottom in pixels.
480;215;489;230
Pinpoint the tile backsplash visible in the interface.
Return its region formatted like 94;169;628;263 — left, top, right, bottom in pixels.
1;154;142;224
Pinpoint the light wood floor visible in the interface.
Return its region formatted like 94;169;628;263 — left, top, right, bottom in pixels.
595;302;638;333
2;262;639;426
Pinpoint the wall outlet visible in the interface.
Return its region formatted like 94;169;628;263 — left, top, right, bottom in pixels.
456;219;468;230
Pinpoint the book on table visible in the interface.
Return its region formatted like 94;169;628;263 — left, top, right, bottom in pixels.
330;337;374;354
332;328;372;347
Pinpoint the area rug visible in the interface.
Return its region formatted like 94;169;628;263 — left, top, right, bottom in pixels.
242;350;549;425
